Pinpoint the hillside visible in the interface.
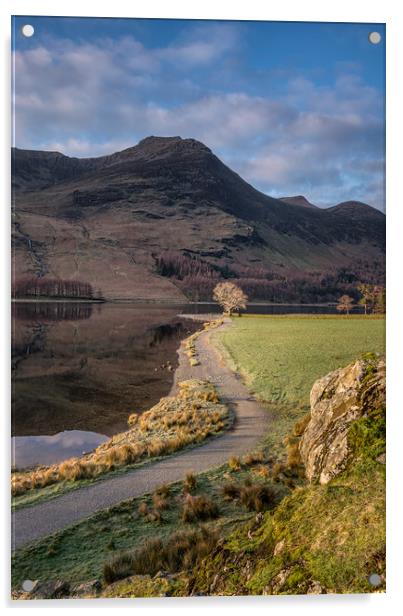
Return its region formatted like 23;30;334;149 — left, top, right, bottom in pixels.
12;137;385;301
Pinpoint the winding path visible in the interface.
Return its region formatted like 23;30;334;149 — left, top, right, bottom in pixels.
12;319;269;551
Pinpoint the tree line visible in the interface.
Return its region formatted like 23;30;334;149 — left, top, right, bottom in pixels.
154;251;385;305
12;278;96;299
213;282;385;316
337;284;385;315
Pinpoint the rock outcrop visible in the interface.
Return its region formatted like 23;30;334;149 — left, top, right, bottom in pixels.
299;356;386;484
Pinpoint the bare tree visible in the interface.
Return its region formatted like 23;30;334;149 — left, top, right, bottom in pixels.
357;283;380;314
337;294;354;315
373;286;386;314
213;282;248;316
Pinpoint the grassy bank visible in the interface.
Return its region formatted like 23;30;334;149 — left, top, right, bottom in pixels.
12;379;229;509
12;455;292;590
190;449;385;595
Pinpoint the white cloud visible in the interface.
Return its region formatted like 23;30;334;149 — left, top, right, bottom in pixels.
13;32;385;210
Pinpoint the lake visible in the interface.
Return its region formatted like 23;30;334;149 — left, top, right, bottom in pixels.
11;302;200;468
11;300;364;468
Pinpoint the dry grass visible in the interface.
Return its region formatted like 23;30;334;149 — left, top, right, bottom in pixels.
221;479;276;512
181;494;219;523
138;502;149;517
293;413;311;437
286;441;302;469
103;526;219;584
240;482;276;512
253;464;270;478
271;462;284;480
228;456;242;472
152;493;169;511
242;451;265;466
138;492;168;523
221;481;242;500
12;379;229;497
183;472;197;494
145;509;163;524
154;484;170;498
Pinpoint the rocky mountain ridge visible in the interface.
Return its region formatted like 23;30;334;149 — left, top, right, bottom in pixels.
12;136;385;301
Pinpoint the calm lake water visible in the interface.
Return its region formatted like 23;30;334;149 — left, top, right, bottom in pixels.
183;302;365;315
11;302;199;468
11;300;363;468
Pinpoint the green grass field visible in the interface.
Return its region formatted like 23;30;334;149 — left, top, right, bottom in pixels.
216;315;385;408
214;315;385;455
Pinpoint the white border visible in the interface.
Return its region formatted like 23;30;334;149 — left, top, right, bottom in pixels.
1;1;402;614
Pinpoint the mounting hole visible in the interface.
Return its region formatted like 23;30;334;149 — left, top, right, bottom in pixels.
368;31;381;45
22;579;36;592
368;573;382;587
21;24;35;38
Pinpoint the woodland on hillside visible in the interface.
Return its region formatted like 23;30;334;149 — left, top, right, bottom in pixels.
155;251;385;305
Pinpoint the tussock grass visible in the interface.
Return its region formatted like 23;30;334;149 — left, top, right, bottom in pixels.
145;510;163;524
286;440;302;469
138;502;149;517
181;494;219;522
154;484;170;498
221;481;241;500
242;451;265;466
271;462;284;480
239;482;276;512
253;464;270;478
103;526;219;584
183;472;197;494
221;479;276;512
152;493;169;511
12;379;229;497
228;456;241;472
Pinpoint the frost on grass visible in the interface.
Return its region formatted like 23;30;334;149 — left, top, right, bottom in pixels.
12;380;228;497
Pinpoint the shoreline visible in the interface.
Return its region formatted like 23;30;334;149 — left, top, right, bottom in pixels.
12;318;270;548
12;314;203;460
12;298;365;308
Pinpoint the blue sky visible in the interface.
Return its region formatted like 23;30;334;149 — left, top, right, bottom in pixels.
12;17;385;209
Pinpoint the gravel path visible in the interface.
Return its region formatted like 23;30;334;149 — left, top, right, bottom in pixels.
12;319;269;551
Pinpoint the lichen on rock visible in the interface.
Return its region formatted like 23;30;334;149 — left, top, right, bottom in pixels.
299;356;385;484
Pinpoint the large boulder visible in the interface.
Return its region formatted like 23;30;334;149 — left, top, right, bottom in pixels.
299;356;385;484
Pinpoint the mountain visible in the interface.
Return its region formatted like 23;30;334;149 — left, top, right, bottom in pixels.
279;195;318;209
11;136;385;301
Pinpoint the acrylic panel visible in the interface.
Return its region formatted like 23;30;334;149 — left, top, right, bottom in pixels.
11;16;386;599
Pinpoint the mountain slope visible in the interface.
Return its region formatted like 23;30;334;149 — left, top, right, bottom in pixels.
12;137;385;301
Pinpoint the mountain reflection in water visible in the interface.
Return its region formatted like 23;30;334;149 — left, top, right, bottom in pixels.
11;302;198;467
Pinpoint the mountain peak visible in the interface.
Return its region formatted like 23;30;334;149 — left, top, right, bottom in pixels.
137;135;183;148
279;195;318;209
328;200;384;218
135;135;212;155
